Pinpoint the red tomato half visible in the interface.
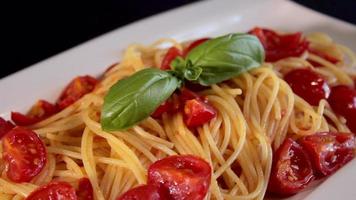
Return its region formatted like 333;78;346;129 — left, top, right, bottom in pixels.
284;68;330;106
161;47;182;70
25;181;77;200
249;27;309;62
268;138;314;197
299;132;355;176
116;184;167;200
179;87;201;102
183;38;210;56
11;100;59;126
2;127;47;182
328;85;356;133
76;178;93;200
184;99;217;128
151;95;180;118
148;155;211;200
57;75;98;110
0;117;14;138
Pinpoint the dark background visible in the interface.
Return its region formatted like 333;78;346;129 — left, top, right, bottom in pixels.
1;0;355;79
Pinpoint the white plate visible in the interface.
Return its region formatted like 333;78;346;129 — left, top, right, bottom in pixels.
1;0;356;199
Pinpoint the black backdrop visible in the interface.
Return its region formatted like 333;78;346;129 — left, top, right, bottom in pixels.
1;0;355;78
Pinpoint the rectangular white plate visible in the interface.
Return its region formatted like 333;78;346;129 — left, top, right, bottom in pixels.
1;0;356;199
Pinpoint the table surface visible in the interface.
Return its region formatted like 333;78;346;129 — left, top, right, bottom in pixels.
1;0;355;79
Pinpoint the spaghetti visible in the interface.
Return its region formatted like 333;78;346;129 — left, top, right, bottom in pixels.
0;28;355;200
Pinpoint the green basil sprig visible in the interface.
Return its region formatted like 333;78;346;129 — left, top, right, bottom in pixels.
101;33;264;131
101;68;180;131
173;33;265;85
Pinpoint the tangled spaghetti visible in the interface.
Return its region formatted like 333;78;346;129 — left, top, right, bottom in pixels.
0;30;355;200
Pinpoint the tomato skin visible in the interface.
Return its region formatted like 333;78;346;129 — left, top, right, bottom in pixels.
148;155;211;200
284;68;330;106
11;100;59;126
151;101;172;118
184;99;216;128
299;132;355;176
161;47;182;70
57;75;98;110
249;27;309;62
328;85;356;133
2;127;47;183
183;38;210;56
76;178;93;200
179;87;201;102
116;184;167;200
0;117;14;138
268;138;314;197
25;181;77;200
151;95;180;118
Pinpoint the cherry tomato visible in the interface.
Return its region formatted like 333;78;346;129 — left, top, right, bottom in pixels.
183;38;210;56
76;178;93;200
179;87;201;102
328;85;356;133
161;47;182;70
2;127;47;182
148;155;211;200
116;184;167;200
57;75;97;110
151;95;180;118
0;117;14;138
249;27;309;62
184;99;216;128
151;101;173;118
284;68;330;106
184;82;210;92
11;100;59;126
25;181;77;200
308;49;339;67
268;138;314;197
299;132;355;176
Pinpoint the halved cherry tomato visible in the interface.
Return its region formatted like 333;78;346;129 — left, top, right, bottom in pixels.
299;132;355;176
183;38;210;56
116;184;167;200
184;99;216;128
328;85;356;133
268;138;314;197
76;178;93;200
25;181;77;200
151;101;172;118
2;127;47;182
148;155;211;200
184;82;210;92
308;49;339;67
179;87;201;102
284;68;330;106
0;117;14;138
11;100;59;126
161;47;182;70
57;75;97;110
249;27;309;62
151;95;180;118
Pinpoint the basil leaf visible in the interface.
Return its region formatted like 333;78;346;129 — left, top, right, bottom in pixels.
186;33;264;85
184;66;202;81
101;68;179;131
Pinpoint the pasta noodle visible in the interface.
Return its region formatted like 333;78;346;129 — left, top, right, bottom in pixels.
0;30;355;200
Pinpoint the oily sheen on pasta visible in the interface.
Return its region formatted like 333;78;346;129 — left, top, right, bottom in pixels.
0;28;356;200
